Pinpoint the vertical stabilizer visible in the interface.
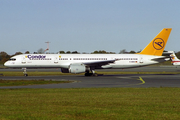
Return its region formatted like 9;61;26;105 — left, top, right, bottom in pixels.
139;28;172;56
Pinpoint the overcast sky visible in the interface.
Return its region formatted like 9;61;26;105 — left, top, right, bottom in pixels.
1;0;180;55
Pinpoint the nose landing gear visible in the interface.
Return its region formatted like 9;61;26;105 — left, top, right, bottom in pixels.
22;68;28;76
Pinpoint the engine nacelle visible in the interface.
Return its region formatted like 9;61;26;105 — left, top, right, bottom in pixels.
69;63;86;74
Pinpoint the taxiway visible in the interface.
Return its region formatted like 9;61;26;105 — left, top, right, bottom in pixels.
0;66;180;89
0;74;180;89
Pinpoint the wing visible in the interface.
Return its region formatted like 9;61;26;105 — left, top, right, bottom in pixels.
83;60;116;68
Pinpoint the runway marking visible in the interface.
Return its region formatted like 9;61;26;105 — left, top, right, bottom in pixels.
137;77;145;84
116;76;145;87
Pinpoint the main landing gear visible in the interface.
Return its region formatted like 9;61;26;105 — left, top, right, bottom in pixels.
22;68;28;76
84;70;98;76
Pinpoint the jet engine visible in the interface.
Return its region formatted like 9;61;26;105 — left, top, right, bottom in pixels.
61;63;87;74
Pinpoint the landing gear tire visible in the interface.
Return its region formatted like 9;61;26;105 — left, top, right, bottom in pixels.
85;73;93;76
93;73;98;76
84;73;98;76
22;68;28;77
24;74;28;77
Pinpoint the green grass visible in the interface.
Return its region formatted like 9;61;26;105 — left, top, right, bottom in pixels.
0;71;180;76
0;71;69;76
0;79;72;86
0;88;180;120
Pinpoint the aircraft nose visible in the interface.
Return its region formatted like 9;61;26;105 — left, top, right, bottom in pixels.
4;61;9;67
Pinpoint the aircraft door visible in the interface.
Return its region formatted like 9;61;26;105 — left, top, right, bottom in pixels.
139;56;143;63
22;56;26;64
54;57;58;64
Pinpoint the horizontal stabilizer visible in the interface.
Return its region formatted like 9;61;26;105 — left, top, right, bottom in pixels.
151;56;170;62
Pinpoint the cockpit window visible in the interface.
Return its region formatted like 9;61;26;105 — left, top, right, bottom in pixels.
9;58;16;61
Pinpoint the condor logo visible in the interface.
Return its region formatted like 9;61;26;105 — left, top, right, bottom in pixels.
27;55;46;59
153;38;164;50
27;55;48;60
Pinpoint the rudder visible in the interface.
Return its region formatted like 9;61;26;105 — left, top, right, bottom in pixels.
139;28;172;56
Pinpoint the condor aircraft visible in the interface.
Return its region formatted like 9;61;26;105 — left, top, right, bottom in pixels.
4;28;172;76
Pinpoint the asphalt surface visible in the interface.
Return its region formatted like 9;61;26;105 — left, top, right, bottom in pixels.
0;66;180;89
1;65;180;72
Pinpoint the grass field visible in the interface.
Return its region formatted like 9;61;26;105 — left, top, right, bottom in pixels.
0;88;180;120
1;71;180;76
0;80;72;86
1;70;180;119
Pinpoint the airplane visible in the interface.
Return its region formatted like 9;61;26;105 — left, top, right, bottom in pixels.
4;28;172;76
169;51;180;66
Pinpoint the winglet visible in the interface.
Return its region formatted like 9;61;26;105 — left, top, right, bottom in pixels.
138;28;172;56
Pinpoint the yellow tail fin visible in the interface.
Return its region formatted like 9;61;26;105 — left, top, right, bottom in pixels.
138;28;172;56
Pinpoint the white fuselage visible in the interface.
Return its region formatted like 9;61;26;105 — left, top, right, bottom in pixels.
4;54;165;69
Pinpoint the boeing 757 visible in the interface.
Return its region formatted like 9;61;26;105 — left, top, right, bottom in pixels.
4;28;172;76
